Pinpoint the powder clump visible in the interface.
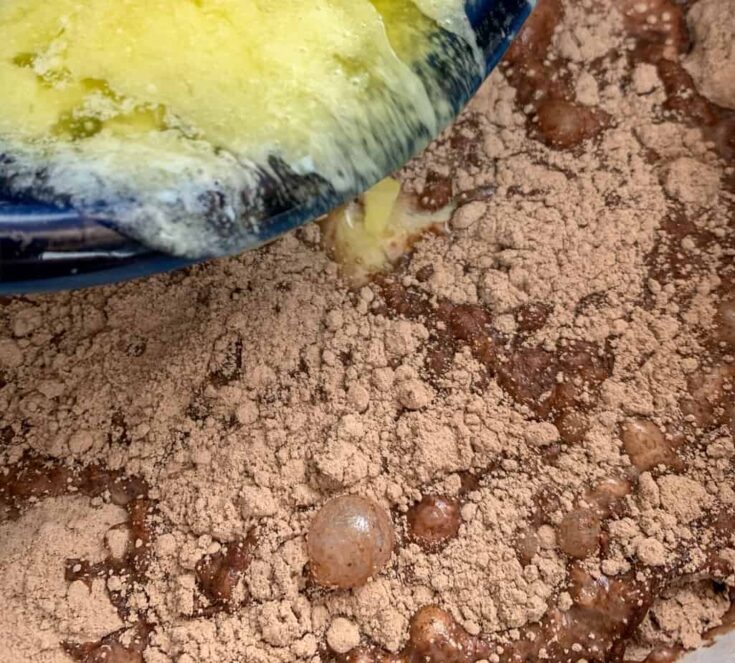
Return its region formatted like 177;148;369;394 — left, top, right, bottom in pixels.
0;497;127;662
0;0;733;661
683;0;735;109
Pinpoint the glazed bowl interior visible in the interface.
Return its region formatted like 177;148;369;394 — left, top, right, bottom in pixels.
0;0;533;295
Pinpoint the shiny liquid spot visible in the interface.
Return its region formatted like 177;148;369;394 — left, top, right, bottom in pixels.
308;495;394;589
407;495;461;550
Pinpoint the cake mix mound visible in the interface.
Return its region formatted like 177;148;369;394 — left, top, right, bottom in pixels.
0;0;733;662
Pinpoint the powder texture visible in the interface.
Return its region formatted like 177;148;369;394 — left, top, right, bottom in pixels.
683;0;735;110
639;581;732;650
326;617;361;654
0;497;127;663
0;0;733;662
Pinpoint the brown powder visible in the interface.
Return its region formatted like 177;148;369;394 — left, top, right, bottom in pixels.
0;497;128;662
0;0;734;661
683;0;735;111
639;581;732;650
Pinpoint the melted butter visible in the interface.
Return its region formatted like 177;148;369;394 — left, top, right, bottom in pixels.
322;178;454;284
0;0;480;256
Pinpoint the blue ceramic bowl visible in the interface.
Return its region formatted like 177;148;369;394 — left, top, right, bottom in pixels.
0;0;533;295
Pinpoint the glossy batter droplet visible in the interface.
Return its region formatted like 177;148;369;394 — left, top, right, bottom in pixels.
409;605;489;661
407;495;461;550
308;495;394;589
716;296;735;345
622;418;677;471
557;508;601;559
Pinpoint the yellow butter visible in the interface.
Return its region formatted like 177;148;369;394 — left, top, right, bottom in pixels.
0;1;480;256
322;178;454;284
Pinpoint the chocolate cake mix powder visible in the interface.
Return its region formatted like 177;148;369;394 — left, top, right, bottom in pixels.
0;1;733;662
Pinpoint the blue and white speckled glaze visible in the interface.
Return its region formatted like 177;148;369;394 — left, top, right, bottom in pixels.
0;0;534;295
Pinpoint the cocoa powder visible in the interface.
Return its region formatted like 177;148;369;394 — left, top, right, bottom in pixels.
0;0;734;662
